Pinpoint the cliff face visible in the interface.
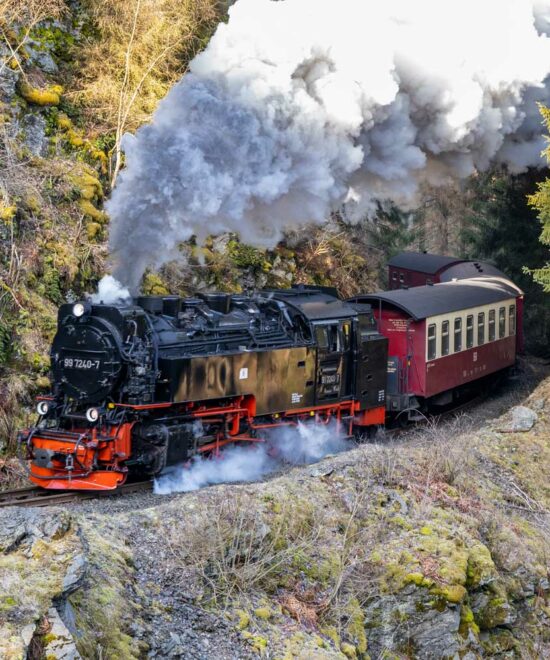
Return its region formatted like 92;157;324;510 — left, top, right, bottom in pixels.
1;363;549;660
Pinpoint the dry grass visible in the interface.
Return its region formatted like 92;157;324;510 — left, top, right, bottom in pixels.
75;0;224;185
166;493;322;604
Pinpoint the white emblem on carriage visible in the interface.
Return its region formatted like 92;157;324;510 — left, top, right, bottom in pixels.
473;352;478;362
239;368;249;380
291;392;303;404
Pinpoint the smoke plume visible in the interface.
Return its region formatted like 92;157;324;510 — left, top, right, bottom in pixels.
90;275;131;305
153;422;347;495
106;0;550;290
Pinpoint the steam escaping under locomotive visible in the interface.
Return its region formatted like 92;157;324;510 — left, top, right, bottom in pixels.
19;252;524;491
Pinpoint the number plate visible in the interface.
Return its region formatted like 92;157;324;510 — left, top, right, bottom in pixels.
62;357;101;370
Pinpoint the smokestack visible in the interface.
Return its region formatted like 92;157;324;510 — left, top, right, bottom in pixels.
105;0;550;291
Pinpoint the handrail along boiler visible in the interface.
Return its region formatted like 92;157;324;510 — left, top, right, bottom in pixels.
19;287;388;490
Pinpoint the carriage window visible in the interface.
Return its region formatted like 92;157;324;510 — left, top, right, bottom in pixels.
427;324;437;360
399;273;404;283
392;271;397;281
466;315;474;348
454;318;462;352
488;309;496;341
509;305;516;335
499;307;506;338
477;312;485;346
441;320;450;356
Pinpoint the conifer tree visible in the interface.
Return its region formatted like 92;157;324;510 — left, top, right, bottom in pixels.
527;106;550;291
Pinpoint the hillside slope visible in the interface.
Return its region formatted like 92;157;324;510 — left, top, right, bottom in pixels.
1;362;548;659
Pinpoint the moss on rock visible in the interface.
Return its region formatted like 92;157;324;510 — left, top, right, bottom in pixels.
19;81;63;106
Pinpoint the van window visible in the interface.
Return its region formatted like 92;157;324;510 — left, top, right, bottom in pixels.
499;307;505;338
477;312;485;346
488;309;496;341
441;320;449;356
466;315;474;349
509;305;516;335
454;318;462;352
427;324;437;360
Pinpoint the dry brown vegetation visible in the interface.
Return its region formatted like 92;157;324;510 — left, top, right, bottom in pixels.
76;0;223;185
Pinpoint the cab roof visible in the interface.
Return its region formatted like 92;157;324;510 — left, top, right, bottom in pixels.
269;287;365;321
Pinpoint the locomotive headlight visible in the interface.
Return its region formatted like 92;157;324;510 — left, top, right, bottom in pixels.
72;302;86;317
36;400;50;416
86;407;100;423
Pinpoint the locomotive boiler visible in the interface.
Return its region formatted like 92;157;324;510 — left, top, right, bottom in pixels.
19;287;388;490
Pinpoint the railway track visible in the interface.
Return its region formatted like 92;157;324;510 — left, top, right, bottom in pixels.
0;479;153;508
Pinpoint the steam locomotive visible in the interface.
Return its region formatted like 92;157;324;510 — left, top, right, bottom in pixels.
19;252;523;491
19;287;388;490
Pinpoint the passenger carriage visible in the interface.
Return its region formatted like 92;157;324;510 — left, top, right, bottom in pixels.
350;278;522;421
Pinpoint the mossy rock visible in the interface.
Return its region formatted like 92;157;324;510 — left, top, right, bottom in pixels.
0;204;16;221
346;597;368;654
254;607;272;620
19;81;62;106
340;642;358;658
466;542;497;588
236;609;250;630
86;221;102;240
480;628;518;654
78;199;106;222
474;595;515;629
142;272;170;296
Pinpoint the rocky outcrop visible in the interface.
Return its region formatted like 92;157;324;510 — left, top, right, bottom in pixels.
0;507;142;660
1;372;549;659
0;507;83;659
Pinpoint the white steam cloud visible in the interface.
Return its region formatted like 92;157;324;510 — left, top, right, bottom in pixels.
90;275;131;304
107;0;550;290
153;421;347;495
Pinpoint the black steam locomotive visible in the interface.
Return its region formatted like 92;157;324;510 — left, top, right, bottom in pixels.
20;287;388;490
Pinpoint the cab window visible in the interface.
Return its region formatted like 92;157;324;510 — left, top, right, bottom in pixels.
427;324;437;360
441;320;449;356
315;326;328;349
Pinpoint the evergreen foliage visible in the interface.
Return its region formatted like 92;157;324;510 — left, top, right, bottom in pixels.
527;105;550;292
462;169;550;354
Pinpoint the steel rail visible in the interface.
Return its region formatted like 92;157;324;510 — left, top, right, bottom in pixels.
0;480;153;508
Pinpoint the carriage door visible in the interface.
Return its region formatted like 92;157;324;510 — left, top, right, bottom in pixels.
314;322;350;403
